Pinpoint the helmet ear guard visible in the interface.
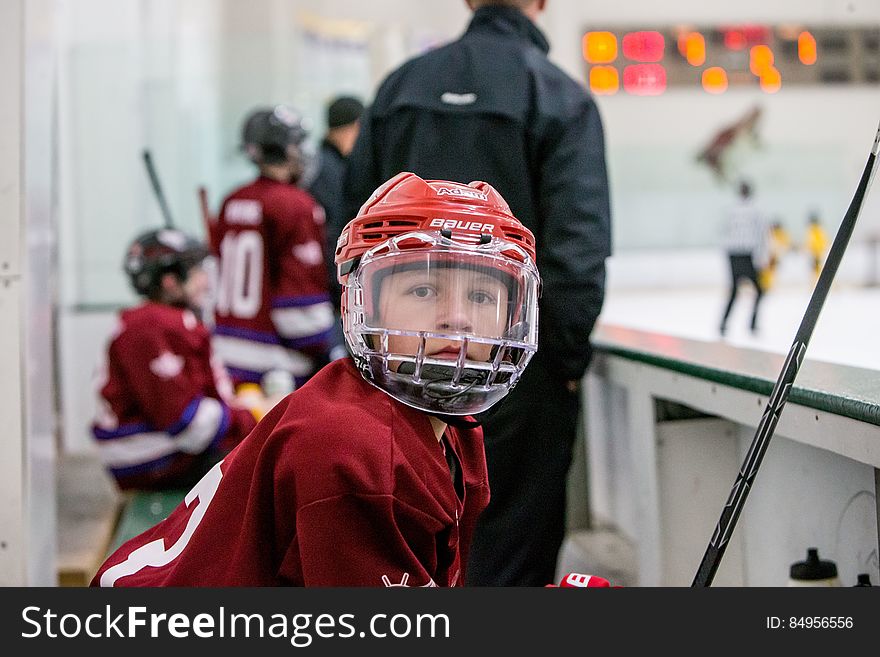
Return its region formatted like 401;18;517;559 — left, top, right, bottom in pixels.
336;173;540;416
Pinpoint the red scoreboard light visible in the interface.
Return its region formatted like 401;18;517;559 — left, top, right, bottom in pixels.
622;31;665;62
722;24;770;51
623;64;667;95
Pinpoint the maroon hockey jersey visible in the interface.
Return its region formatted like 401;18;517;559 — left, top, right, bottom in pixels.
92;302;257;490
92;358;490;587
211;176;334;388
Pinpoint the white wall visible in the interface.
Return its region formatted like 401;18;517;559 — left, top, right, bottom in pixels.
0;0;26;580
0;0;58;586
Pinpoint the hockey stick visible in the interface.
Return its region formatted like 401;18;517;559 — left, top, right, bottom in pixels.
692;120;880;587
197;186;211;226
197;185;213;241
142;149;175;229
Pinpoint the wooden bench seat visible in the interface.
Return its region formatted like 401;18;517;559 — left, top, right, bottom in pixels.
56;453;123;587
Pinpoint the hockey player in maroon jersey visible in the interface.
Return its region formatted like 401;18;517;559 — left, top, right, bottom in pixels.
92;173;542;587
211;105;334;390
92;229;259;491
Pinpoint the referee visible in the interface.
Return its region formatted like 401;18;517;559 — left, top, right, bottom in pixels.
719;180;770;336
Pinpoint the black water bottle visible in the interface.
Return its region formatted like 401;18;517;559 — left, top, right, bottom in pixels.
788;548;840;587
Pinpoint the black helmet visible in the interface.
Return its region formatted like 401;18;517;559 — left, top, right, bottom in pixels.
124;228;208;297
241;105;308;165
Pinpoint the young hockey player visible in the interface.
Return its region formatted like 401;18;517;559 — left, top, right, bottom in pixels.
212;105;334;389
92;229;259;491
92;173;541;586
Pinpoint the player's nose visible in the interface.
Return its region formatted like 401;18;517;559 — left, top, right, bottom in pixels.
435;296;473;333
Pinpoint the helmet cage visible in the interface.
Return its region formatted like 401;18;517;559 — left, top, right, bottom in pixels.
343;229;539;415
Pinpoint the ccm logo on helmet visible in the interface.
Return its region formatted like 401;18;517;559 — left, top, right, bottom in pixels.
436;187;489;201
430;218;495;233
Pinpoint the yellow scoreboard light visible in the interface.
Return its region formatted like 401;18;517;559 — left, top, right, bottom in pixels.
684;32;706;66
760;67;782;93
798;31;817;65
749;45;775;76
583;31;618;63
701;66;729;94
589;65;620;95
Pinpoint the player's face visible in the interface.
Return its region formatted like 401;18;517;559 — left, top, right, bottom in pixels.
376;266;509;363
182;264;210;311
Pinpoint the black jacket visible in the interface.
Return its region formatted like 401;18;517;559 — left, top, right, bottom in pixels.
308;139;348;308
344;5;612;380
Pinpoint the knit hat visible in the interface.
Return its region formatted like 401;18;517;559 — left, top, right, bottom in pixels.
327;96;364;129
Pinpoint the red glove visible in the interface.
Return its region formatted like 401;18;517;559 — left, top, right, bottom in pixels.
546;572;617;588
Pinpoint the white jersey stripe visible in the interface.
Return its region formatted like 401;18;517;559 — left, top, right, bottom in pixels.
98;432;177;468
213;334;314;376
96;398;226;467
174;397;225;454
270;301;334;339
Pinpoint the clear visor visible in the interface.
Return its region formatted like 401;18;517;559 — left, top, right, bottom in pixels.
355;237;538;348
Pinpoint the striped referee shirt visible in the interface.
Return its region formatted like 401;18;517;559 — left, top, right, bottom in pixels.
721;199;770;260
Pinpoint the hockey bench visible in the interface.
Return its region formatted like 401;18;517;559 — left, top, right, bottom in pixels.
107;487;188;554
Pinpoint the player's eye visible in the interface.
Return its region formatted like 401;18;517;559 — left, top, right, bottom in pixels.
469;290;497;305
408;285;437;299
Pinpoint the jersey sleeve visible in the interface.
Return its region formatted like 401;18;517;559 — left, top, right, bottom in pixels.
267;193;335;356
293;494;444;587
108;327;231;453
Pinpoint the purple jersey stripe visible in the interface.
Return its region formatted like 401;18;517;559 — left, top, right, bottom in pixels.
213;324;281;344
270;293;331;309
226;366;265;384
109;454;176;479
166;396;204;436
92;422;152;441
280;327;334;350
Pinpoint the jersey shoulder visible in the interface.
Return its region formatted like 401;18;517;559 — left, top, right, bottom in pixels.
112;303;205;349
268;360;406;500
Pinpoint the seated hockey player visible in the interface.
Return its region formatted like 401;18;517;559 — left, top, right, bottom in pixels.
92;228;259;491
92;172;543;586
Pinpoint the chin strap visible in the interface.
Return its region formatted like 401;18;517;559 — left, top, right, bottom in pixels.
431;413;482;429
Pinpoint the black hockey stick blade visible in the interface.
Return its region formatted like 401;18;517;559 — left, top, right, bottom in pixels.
142;149;175;229
692;120;880;587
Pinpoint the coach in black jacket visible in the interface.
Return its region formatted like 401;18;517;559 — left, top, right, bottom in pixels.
344;0;612;586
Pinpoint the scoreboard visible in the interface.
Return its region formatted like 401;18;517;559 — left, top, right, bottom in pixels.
582;25;880;95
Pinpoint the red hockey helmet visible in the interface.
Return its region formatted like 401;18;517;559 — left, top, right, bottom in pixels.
335;173;540;416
